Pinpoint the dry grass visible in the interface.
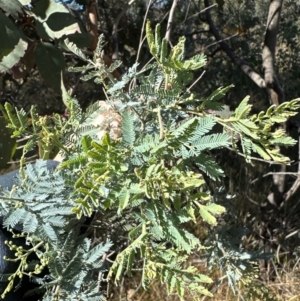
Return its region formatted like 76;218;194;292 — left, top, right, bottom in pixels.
109;268;300;301
109;253;300;301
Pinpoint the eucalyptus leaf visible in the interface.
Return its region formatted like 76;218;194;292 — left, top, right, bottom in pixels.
0;12;28;72
34;42;65;92
0;0;22;18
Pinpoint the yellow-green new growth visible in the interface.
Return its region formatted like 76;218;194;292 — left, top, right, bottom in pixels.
146;22;207;88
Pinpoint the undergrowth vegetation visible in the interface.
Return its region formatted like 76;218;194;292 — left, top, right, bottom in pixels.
0;23;299;301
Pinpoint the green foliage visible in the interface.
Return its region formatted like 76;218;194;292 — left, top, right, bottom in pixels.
0;23;298;301
0;160;112;300
217;96;300;163
146;22;207;90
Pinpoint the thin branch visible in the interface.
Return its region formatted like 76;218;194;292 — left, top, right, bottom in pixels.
203;0;266;89
165;0;180;44
187;70;206;92
136;0;171;65
205;33;239;49
182;0;191;24
285;230;299;239
181;2;217;23
251;172;299;184
136;0;154;63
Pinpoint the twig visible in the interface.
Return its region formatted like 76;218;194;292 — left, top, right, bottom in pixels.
136;0;154;64
187;70;206;92
285;229;299;239
245;194;260;206
182;3;217;23
276;244;282;265
182;0;191;24
205;33;239;49
251;172;299;184
16;135;33;142
136;0;169;65
97;253;107;291
69;70;89;97
271;259;282;282
263;172;299;176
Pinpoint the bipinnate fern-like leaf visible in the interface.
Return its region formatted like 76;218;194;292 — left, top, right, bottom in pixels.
107;60;122;73
217;96;300;163
86;240;114;266
200;85;234;111
64;38;88;61
233;95;251;119
0;161;113;301
146;21;207;77
2;160;73;239
108;231;150;283
191;133;230;152
155;23;162;56
146;22;156;58
194;153;224;180
197;203;226;226
93;34;106;62
4;102;28;137
121;110;135;146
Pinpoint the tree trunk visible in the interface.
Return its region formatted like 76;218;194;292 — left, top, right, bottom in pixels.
262;0;284;106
